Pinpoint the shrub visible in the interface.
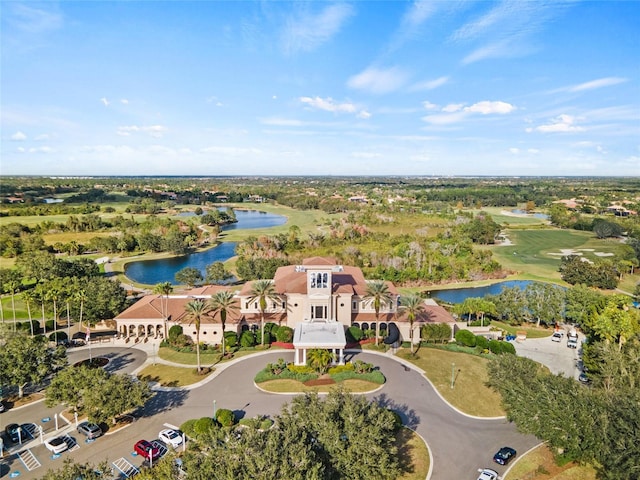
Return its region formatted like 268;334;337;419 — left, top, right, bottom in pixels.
255;329;271;345
224;331;238;348
488;339;502;354
328;363;355;375
275;325;294;343
346;326;364;343
455;329;477;347
168;325;183;345
421;323;452;343
174;333;193;347
288;364;315;375
260;418;273;430
193;417;216;438
45;320;58;331
239;330;256;348
475;335;489;349
264;322;278;335
267;358;288;375
330;370;385;384
352;360;374;374
500;341;516;354
180;419;197;439
215;408;235;427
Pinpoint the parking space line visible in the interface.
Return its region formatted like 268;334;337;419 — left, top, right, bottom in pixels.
152;440;168;458
18;449;41;471
61;434;80;452
112;457;139;478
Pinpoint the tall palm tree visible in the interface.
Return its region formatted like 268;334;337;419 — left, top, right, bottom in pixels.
307;348;334;374
22;289;36;336
3;277;20;332
74;287;87;330
400;293;425;354
364;280;393;346
209;290;238;355
247;279;280;347
153;281;173;338
185;299;212;373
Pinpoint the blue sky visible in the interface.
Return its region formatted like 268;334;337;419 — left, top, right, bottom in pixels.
1;1;639;177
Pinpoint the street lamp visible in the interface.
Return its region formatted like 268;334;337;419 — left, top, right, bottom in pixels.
450;362;455;389
213;400;217;419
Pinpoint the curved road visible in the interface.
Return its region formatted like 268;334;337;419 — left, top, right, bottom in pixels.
2;347;538;480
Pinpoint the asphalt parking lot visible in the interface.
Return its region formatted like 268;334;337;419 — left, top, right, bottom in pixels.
512;328;584;380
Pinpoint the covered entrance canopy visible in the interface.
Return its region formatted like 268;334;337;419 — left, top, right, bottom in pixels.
293;320;347;366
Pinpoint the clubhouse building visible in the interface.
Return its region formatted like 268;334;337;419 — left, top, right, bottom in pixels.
114;257;455;365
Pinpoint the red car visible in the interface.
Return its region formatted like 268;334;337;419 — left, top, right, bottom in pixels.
134;439;160;461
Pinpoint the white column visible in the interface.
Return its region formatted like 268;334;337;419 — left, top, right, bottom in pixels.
339;349;344;365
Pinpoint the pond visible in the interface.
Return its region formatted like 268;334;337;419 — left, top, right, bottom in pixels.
124;209;286;285
426;280;533;304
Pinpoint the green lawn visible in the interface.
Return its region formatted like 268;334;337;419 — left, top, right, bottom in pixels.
491;321;553;339
397;347;505;417
257;378;381;393
396;427;430;480
137;364;214;387
505;444;596;480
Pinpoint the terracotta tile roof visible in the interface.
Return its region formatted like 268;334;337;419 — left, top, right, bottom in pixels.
395;303;456;324
302;257;337;266
351;312;396;323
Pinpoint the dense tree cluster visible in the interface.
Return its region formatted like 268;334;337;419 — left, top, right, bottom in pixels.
559;255;619;289
488;352;640;480
158;389;403;480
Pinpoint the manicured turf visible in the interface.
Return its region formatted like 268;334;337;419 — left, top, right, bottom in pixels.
256;378;380;393
396;427;430;480
398;347;506;417
505;443;596;480
137;364;214;387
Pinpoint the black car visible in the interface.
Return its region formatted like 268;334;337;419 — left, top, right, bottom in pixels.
5;423;22;443
493;446;517;465
77;421;103;440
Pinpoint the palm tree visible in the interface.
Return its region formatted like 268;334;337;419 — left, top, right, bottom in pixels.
400;293;425;354
307;348;334;374
74;287;87;330
364;280;393;346
209;290;238;356
22;289;36;336
3;277;20;332
185;299;212;373
248;279;280;347
153;281;173;338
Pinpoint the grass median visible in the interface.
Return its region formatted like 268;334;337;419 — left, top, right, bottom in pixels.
137;364;214;387
398;346;506;417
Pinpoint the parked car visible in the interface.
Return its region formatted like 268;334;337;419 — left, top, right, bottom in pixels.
159;428;183;448
5;423;22;443
0;401;5;413
477;468;500;480
551;331;563;342
45;436;69;454
578;372;591;384
134;439;161;461
77;422;103;440
493;446;517;465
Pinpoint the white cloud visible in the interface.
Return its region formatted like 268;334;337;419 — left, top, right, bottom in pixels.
509;148;520;154
347;66;409;94
281;3;354;54
528;148;540;154
299;96;356;114
410;76;450;91
120;99;129;105
422;100;516;125
35;134;50;141
260;117;305;127
568;77;628;92
442;103;464;113
465;101;515;115
117;125;168;138
527;114;585;133
100;97;109;107
28;146;53;153
357;110;372;119
7;3;63;34
422;101;439;111
11;131;27;141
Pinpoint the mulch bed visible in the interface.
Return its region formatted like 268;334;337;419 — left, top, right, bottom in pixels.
303;377;336;387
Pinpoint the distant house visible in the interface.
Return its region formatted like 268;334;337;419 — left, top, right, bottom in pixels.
114;258;455;365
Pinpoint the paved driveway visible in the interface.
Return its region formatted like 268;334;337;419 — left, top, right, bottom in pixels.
1;348;539;480
513;330;584;380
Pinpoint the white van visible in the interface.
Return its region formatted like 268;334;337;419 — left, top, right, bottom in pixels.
567;330;579;349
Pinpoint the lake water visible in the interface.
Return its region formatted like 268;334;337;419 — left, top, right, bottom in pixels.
124;209;286;285
427;280;533;304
